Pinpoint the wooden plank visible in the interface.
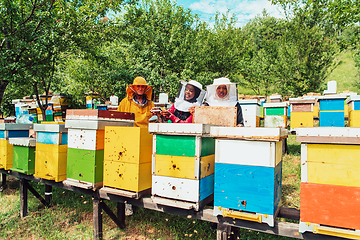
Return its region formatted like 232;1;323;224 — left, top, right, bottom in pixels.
11;145;35;175
37;132;67;145
100;200;125;229
290;112;314;129
103;161;151;192
210;127;287;141
199;174;214;201
319;112;345;127
152;175;200;202
65;119;134;130
0;123;32;131
300;182;360;230
9;137;36;147
297;136;360;145
92;195;103;240
104;127;152;164
0;139;13;170
264;115;287;128
155;135;196;157
66;109;134;121
100;187;150;199
215;139;276;167
20;178;28;218
155;154;196;179
193;106;237;127
66;149;104;184
33;123;67;133
349;110;360;127
148;123;213;136
68;129;104;150
214;162;281;215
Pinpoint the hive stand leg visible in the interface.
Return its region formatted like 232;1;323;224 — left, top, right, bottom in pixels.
20;178;28;218
0;173;6;191
217;223;239;240
117;202;126;228
45;185;52;204
93;196;103;240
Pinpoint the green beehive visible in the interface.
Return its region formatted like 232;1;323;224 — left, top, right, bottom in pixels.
9;138;36;175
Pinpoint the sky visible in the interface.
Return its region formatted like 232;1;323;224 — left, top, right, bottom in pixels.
175;0;284;27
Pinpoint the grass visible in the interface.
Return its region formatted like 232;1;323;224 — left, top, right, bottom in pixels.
0;137;302;240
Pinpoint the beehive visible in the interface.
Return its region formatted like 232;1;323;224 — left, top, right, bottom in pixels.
297;127;360;239
289;98;316;130
318;95;347;127
9;138;36;174
148;123;215;211
238;99;260;127
103;126;151;194
0;123;32;170
65;109;134;189
263;102;288;128
346;95;360;127
211;127;287;227
34;123;68;182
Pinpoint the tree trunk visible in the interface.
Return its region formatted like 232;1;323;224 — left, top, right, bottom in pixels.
0;81;10;117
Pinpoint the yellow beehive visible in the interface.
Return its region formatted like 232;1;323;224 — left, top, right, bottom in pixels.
34;143;68;182
103;127;152;192
347;96;360;127
0;139;13;170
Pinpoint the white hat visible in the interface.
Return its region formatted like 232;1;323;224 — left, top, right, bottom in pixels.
212;77;233;86
187;80;203;90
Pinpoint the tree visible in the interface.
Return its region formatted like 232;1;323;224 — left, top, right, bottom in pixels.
238;10;284;97
0;0;128;116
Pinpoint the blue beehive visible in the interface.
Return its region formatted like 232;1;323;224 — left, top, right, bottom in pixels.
211;127;287;227
318;95;347;127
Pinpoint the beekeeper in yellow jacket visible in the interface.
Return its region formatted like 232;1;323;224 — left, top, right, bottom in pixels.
117;76;155;128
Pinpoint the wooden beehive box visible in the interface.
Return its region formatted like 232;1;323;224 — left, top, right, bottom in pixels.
148;123;215;211
297;127;360;238
263;102;288;128
33;123;68;182
211;127;287;227
101;126;152;198
289;98;316;130
238;99;261;127
9;138;36;175
193;106;236;127
64;110;134;189
318;95;346;127
346;95;360;127
0;123;32;170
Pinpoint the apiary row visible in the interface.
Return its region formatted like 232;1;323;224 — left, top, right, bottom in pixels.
1;111;360;239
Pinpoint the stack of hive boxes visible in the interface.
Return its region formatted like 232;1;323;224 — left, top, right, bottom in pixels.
0;123;32;170
238;99;261;127
148;123;215;210
289;97;316;131
9;138;36;174
211;127;287;227
263;102;288;128
318;95;347;127
347;95;360;127
65;109;134;189
101;126;151;198
297;127;360;239
33;123;68;182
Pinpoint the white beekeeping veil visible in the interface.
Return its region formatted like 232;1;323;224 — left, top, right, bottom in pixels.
174;80;206;112
206;77;238;107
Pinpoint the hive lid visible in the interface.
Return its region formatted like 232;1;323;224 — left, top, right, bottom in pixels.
9;137;36;147
210;127;288;141
65;119;134;130
296;127;360;144
0;123;33;131
33;123;67;133
238;99;261;105
148;123;216;136
346;95;360;104
317;95;347;100
289;98;316;104
66;109;134;121
263;102;288;108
